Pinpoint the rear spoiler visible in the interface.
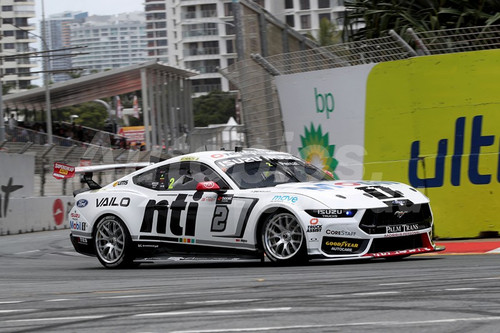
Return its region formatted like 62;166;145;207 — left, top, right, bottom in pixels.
53;162;152;190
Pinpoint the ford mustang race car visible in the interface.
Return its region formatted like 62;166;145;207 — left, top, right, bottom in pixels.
58;149;442;268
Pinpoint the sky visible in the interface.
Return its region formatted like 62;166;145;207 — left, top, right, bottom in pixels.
31;1;145;84
35;0;144;21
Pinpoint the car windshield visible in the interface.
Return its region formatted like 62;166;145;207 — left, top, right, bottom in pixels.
216;157;333;189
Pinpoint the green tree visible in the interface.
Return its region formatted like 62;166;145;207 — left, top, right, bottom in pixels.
307;18;341;46
193;91;236;127
344;0;500;41
2;84;12;95
69;70;83;79
56;102;109;129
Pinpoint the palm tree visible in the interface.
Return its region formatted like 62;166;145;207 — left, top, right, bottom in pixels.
344;0;500;41
307;18;342;46
2;84;12;95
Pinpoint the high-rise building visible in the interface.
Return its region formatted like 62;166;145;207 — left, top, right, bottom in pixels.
69;12;147;75
42;11;88;82
173;0;237;94
145;0;346;95
145;0;168;63
281;0;346;35
0;0;38;92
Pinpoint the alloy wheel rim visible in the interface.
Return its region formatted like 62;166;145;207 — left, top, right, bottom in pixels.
95;219;125;264
264;213;303;260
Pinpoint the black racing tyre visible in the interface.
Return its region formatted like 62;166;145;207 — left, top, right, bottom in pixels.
261;211;307;264
94;215;135;268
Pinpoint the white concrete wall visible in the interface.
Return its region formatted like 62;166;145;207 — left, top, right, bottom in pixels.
0;196;74;235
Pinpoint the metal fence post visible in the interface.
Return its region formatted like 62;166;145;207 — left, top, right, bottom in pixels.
389;30;418;57
61;145;76;195
39;144;55;197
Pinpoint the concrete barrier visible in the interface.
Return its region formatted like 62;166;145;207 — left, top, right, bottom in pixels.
0;196;74;235
0;152;74;235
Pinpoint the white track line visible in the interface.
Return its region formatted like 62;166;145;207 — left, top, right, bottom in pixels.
4;315;106;323
0;301;23;304
135;307;291;317
0;309;36;314
170;316;500;333
14;250;40;255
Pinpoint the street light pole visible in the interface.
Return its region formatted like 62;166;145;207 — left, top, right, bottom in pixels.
41;0;53;144
232;0;244;61
0;69;4;143
0;19;4;142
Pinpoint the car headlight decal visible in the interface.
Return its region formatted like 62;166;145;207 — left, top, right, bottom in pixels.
305;209;357;218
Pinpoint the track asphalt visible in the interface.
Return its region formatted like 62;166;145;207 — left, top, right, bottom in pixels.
434;239;500;254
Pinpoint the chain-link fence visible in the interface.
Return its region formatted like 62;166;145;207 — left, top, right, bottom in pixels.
221;24;500;151
1;122;246;196
5;11;500;197
410;24;500;55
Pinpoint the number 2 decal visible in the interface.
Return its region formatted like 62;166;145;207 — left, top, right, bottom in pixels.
211;205;229;232
168;177;175;189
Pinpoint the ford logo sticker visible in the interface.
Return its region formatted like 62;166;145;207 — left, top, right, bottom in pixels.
77;199;88;208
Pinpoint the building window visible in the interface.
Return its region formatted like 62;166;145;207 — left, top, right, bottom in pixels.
3;30;14;37
225;22;235;35
285;15;295;27
300;15;311;29
15;18;28;26
336;11;345;25
224;3;233;16
299;0;310;10
156;22;166;29
145;3;165;11
15;30;28;39
201;4;217;18
226;39;235;53
318;13;331;22
185;6;196;19
1;6;13;11
318;0;330;8
3;18;14;24
285;0;294;9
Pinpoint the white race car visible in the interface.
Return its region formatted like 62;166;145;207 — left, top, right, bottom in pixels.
61;149;441;268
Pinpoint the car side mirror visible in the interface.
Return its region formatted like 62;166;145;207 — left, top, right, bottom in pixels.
196;181;222;192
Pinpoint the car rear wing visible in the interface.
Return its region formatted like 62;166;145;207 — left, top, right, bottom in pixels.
53;161;152;190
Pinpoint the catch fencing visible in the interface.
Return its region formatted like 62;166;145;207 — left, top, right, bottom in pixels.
1;123;245;196
3;23;499;197
220;24;500;151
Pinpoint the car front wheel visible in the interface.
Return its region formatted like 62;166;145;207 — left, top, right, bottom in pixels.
94;215;135;268
261;211;307;264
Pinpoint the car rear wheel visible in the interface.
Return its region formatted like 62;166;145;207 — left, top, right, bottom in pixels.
261;212;307;264
94;215;135;268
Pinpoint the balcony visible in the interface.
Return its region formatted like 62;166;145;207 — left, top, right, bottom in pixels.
182;12;197;20
13;10;36;17
200;10;217;18
184;47;220;57
192;83;222;93
182;29;218;38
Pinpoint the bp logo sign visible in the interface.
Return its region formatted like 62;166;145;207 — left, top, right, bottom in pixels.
299;123;338;179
